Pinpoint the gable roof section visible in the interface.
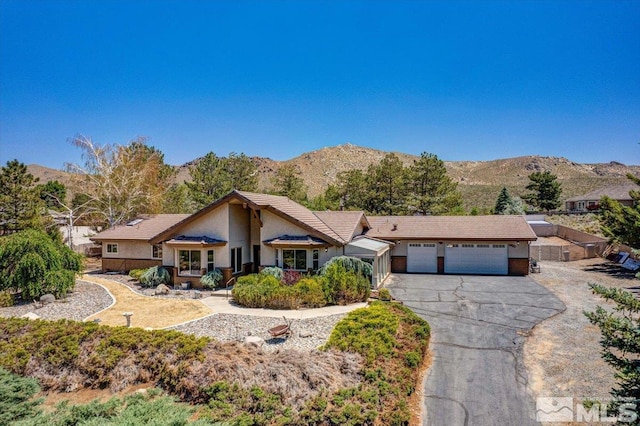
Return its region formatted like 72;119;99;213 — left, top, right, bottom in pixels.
313;210;369;242
90;214;190;242
366;215;537;241
565;184;636;202
151;190;346;246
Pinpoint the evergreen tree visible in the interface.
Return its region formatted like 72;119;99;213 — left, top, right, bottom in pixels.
522;170;562;212
334;169;368;211
599;173;640;248
163;183;194;214
584;284;640;412
494;187;512;214
38;180;67;210
366;153;407;215
0;160;46;233
186;151;258;210
271;164;307;203
406;152;462;215
185;152;228;209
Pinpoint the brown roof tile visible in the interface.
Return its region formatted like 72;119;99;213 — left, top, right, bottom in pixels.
90;214;190;241
565;184;637;202
313;210;369;242
365;215;537;241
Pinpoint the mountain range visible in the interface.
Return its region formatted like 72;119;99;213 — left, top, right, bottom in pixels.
27;143;640;211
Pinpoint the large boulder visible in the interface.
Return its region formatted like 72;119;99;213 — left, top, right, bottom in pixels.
155;284;171;295
40;294;55;304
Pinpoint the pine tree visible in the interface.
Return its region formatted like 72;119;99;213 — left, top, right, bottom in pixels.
366;153;407;215
406;152;462;215
584;284;640;412
0;160;46;233
272;164;307;203
599;174;640;248
494;187;512;214
522;170;562;212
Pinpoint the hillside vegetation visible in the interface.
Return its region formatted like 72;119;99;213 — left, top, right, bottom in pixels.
28;143;639;211
0;301;430;425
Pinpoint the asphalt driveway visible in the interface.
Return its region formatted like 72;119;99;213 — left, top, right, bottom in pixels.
387;274;565;426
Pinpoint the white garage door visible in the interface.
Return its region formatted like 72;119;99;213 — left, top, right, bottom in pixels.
444;244;508;275
407;243;438;273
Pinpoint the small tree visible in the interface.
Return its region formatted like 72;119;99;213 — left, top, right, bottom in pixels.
522;170;562;212
494;187;525;215
600;174;640;248
584;284;640;411
0;229;83;299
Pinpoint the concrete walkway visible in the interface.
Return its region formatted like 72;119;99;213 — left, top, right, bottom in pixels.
199;296;368;318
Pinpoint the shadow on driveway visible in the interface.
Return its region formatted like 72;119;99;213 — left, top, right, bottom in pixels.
387;274;565;426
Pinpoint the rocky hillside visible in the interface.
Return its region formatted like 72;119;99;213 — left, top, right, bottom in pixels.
28;144;640;211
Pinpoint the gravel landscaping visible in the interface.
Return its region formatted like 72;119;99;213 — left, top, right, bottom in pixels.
170;313;345;352
89;272;221;300
525;258;638;405
0;280;113;321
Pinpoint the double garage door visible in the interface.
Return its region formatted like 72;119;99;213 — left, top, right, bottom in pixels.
407;242;508;275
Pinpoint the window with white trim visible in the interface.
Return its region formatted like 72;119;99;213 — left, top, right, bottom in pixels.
179;250;201;276
152;244;162;259
207;250;215;273
493;244;506;248
283;249;307;270
231;247;242;273
312;249;319;270
106;243;118;254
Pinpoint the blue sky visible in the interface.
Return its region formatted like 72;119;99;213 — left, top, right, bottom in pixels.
1;0;638;169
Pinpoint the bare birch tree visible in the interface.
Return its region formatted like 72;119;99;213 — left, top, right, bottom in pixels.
66;135;174;229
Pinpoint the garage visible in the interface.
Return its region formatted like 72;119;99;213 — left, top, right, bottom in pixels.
444;243;508;275
407;243;438;273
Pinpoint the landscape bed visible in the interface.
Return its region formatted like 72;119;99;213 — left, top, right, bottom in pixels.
0;301;430;425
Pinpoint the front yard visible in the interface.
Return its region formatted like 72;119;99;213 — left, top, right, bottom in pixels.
525;258;638;403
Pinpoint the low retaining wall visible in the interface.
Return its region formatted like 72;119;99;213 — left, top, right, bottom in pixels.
530;224;608;262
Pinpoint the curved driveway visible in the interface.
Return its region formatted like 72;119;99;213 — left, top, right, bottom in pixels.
387;274;565;426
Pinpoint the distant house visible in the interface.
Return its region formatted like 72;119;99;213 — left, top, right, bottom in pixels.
564;184;636;212
91;190;537;288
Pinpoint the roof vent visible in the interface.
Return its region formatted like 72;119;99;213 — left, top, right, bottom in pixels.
392;224;398;231
126;218;144;226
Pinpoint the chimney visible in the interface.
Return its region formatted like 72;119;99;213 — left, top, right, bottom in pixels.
392;224;398;231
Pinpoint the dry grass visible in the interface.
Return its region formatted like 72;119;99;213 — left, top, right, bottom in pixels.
82;275;211;328
525;258;637;404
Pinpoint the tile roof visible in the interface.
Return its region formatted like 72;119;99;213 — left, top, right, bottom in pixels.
365;215;537;241
565;184;637;202
90;214;190;241
313;210;368;242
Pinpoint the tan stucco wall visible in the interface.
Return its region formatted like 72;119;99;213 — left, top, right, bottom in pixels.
229;204;250;267
102;241;154;259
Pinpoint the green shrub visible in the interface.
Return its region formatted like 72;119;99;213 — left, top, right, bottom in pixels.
319;256;373;278
0;367;42;424
232;274;280;308
0;291;13;307
321;263;370;305
139;266;170;288
378;288;391;301
260;266;284;280
296;278;326;308
128;268;146;281
200;269;223;289
0;229;82;300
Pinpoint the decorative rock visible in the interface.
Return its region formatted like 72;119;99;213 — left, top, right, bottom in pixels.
21;312;40;320
155;284;171;295
244;335;265;347
298;329;313;338
40;294;56;304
